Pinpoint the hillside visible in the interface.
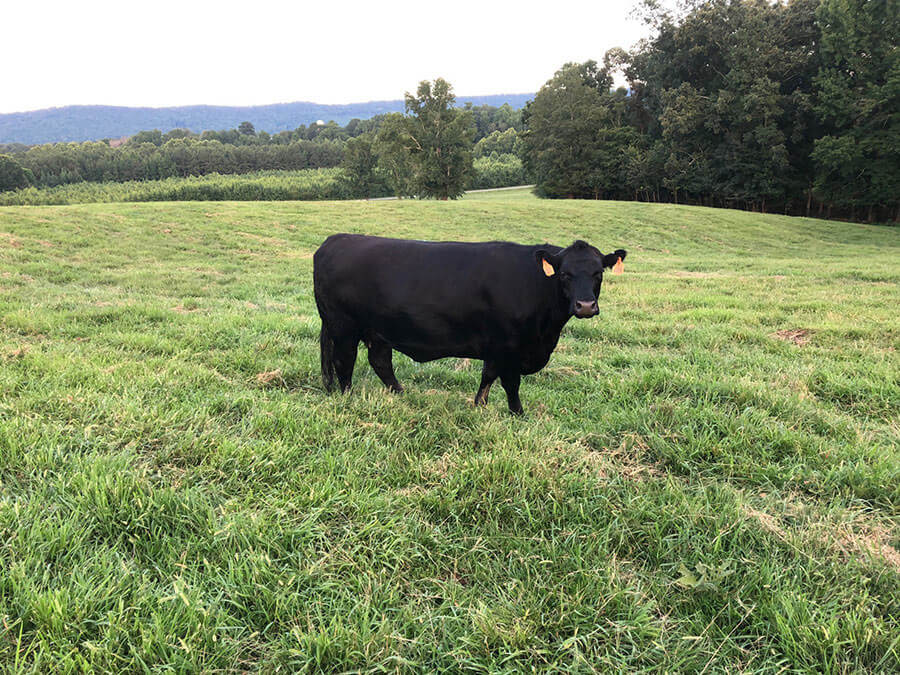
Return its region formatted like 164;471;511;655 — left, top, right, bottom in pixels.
1;195;897;671
0;94;533;145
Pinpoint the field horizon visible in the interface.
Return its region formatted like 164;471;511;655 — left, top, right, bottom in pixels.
1;194;898;671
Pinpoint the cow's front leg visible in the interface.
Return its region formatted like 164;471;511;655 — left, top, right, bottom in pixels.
500;370;523;415
474;360;498;406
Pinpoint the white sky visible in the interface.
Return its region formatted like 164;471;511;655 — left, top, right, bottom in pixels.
2;0;651;113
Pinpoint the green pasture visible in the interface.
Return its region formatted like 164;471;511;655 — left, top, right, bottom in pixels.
0;193;898;671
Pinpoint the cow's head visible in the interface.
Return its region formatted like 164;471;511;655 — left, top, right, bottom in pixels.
536;240;627;318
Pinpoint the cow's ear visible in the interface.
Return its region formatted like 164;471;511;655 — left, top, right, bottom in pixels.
602;249;627;269
535;249;559;277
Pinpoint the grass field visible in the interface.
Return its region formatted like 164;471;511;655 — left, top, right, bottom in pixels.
1;193;898;672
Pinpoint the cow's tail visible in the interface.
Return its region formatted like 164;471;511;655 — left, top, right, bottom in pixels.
320;321;337;392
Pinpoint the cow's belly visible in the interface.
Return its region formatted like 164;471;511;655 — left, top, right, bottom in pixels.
376;326;488;363
354;303;563;371
393;343;481;363
376;323;558;371
359;308;488;359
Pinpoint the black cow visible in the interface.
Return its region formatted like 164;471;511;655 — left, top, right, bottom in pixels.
313;234;627;414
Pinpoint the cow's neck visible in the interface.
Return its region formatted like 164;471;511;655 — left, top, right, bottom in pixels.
537;291;572;343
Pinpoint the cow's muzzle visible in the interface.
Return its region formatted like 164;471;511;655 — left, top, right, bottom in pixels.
573;300;599;318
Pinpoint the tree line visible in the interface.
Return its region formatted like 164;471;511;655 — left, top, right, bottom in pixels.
524;0;897;222
0;103;523;194
2;0;894;220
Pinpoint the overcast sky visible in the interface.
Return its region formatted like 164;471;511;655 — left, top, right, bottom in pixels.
3;0;653;114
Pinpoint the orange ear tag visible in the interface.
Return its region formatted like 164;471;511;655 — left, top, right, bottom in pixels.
542;259;555;277
611;257;624;275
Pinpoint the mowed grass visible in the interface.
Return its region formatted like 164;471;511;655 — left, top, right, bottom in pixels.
0;193;898;672
461;186;536;201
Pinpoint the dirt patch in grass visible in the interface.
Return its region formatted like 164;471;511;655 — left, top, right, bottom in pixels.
1;232;22;248
744;506;791;540
171;305;200;314
1;271;33;282
255;369;285;387
772;329;811;346
820;521;900;573
579;433;664;481
5;346;29;360
744;502;900;573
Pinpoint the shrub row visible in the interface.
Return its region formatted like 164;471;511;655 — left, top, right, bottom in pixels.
0;158;528;206
0;169;362;205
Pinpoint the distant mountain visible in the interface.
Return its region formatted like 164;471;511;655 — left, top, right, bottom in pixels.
0;94;533;145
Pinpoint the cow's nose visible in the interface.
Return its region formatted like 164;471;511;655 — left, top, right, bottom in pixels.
574;300;599;317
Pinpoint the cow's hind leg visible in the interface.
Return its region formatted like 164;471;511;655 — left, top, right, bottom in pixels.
332;336;359;393
367;339;403;393
500;369;523;415
474;361;499;406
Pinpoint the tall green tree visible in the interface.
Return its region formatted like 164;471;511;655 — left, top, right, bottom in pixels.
812;0;899;221
474;128;522;159
403;79;476;200
626;0;821;211
128;129;164;146
523;59;640;199
374;113;415;198
0;154;32;192
340;133;384;198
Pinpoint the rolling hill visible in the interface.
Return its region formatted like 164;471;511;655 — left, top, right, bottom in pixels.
0;94;533;145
